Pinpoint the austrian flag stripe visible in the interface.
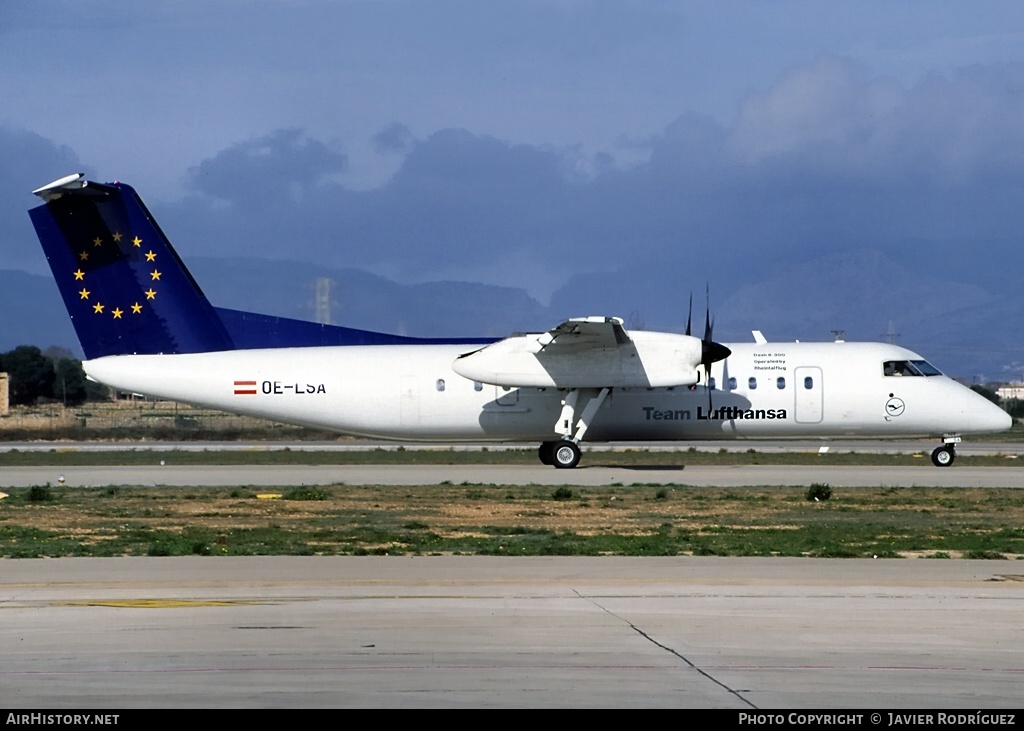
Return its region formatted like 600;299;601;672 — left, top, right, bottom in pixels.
233;380;257;395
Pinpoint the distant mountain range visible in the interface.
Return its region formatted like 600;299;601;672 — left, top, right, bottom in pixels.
3;249;1020;382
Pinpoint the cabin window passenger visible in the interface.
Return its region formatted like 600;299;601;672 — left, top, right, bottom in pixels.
804;376;813;389
436;379;445;392
776;377;786;390
709;377;716;390
748;377;757;390
728;377;737;390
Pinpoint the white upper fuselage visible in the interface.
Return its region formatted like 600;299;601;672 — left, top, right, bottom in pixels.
83;339;1011;442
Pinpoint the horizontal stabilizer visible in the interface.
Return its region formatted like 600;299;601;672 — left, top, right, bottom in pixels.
32;173;92;202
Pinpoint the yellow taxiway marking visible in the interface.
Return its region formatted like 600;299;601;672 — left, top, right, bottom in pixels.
65;599;276;608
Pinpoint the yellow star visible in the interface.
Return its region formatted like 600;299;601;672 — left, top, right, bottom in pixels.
131;302;143;314
112;307;124;319
73;269;85;281
145;288;157;300
92;236;103;247
150;269;162;281
79;288;90;300
132;236;143;247
79;251;89;261
112;232;123;242
93;302;105;314
145;250;157;262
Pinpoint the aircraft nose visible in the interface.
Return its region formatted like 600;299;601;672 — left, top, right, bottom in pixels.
971;393;1013;433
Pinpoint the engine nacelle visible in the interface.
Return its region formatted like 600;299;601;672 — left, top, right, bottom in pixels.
453;330;704;388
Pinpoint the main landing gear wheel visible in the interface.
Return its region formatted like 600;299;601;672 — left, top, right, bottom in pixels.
538;441;558;465
931;445;956;467
551;440;581;469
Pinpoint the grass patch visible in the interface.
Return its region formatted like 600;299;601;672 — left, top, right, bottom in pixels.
28;485;55;502
806;483;832;501
1;483;1023;558
283;486;329;501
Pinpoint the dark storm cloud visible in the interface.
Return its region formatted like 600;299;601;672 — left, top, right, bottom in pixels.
163;127;573;279
188;129;348;208
625;55;1024;260
374;128;568;252
15;53;1024;321
373;123;415;155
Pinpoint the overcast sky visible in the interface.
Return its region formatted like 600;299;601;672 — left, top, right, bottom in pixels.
4;1;1024;308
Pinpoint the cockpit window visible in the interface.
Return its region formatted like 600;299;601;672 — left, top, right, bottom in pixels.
883;360;942;377
911;360;942;376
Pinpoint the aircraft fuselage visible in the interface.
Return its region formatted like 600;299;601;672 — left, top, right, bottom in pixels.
84;340;1010;442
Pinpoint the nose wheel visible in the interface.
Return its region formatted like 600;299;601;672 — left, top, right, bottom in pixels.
931;444;956;467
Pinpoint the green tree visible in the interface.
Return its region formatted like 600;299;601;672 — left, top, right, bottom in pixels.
84;378;110;402
0;346;55;405
970;385;1001;405
52;358;89;406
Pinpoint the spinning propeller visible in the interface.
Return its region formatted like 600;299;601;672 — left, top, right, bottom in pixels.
687;287;731;410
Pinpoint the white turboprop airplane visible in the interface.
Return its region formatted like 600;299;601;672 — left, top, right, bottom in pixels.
29;174;1011;468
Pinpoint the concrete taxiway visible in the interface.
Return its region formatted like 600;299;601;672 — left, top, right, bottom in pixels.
3;463;1024;488
1;556;1021;708
3;445;1021;707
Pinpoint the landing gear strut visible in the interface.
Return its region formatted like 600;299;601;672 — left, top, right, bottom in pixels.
537;387;611;469
931;444;956;467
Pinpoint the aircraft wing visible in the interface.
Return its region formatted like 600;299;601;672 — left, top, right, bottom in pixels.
452;316;707;389
532;316;631;353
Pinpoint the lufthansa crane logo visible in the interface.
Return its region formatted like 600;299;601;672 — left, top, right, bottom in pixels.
885;397;905;417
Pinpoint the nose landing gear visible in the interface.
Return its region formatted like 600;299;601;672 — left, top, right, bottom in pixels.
931;443;956;467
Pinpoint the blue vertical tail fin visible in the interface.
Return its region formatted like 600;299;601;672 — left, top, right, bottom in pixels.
29;174;235;359
30;174;493;357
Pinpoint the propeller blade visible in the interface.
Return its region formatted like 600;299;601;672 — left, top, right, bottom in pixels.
685;294;693;337
699;285;731;367
697;284;732;412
